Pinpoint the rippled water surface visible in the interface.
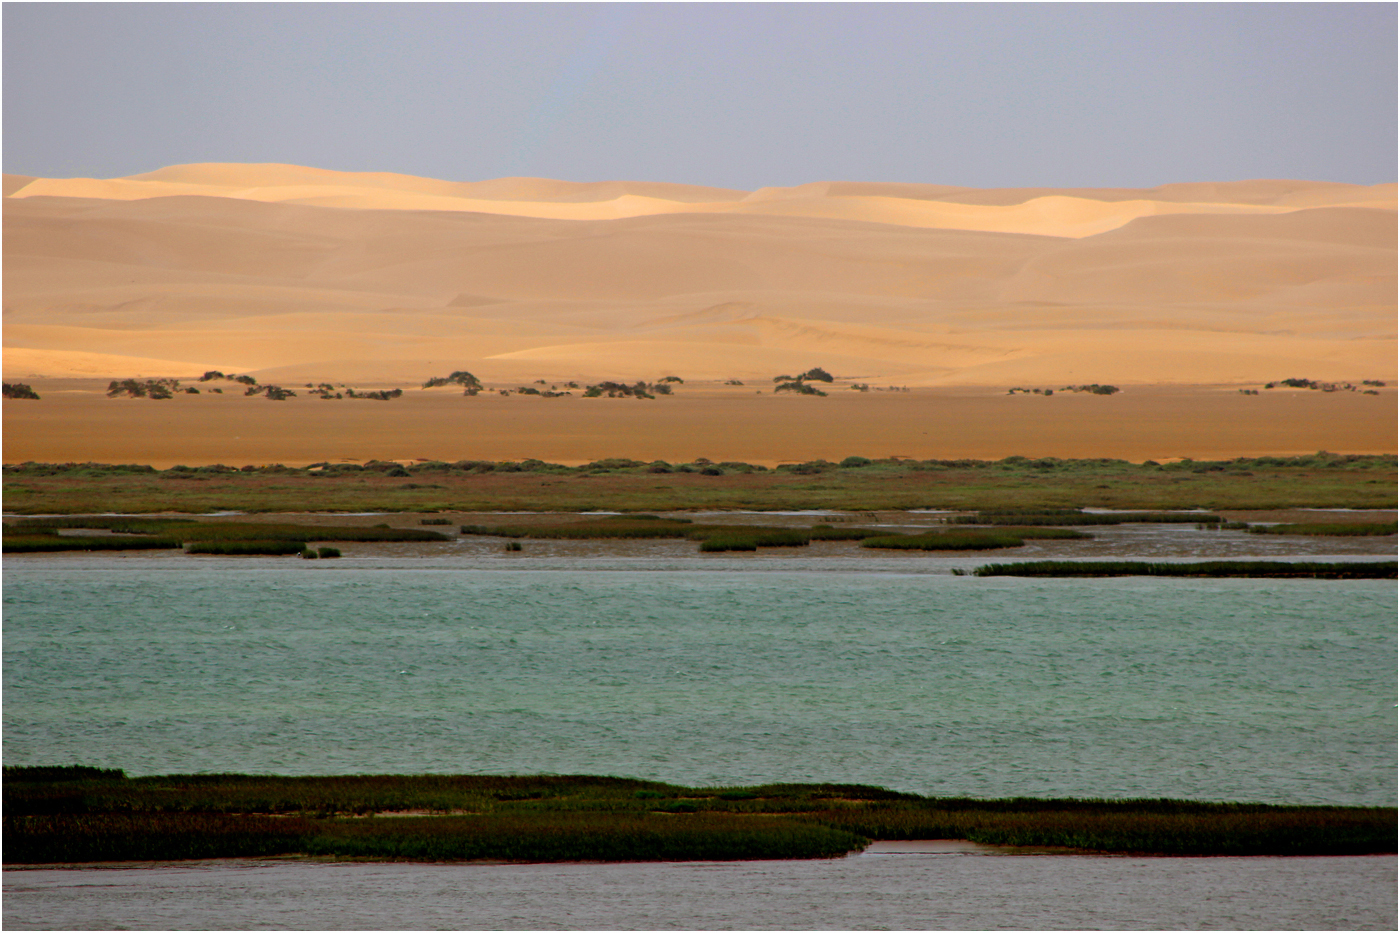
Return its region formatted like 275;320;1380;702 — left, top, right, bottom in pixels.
5;560;1394;803
5;853;1395;930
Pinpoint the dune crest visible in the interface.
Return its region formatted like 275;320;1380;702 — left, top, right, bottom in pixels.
3;163;1394;396
9;163;1390;239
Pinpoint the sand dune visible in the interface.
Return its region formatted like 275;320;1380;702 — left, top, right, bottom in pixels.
10;163;1390;238
4;163;1394;462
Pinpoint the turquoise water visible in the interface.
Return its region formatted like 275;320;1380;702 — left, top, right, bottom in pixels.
6;853;1397;930
4;561;1395;804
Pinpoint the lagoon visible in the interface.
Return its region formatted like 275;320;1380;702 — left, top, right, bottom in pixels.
4;558;1393;805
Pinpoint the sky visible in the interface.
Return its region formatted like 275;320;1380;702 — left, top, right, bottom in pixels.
4;2;1396;189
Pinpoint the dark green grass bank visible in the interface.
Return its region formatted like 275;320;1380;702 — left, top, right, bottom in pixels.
462;517;1092;553
5;454;1394;513
969;561;1397;578
1;517;449;554
4;770;1393;863
951;510;1223;526
1;536;184;553
861;528;1092;551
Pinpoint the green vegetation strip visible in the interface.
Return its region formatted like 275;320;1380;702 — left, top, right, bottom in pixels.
952;510;1222;526
1;536;184;553
2;518;449;554
970;561;1397;579
861;528;1091;551
462;516;823;553
4;454;1394;513
5;769;1391;862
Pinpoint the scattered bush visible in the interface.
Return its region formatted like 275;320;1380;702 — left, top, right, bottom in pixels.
3;383;40;400
581;380;660;399
317;547;341;558
774;380;827;396
422;371;483;392
107;378;178;399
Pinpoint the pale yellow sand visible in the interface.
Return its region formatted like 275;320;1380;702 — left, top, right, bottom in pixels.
4;164;1394;462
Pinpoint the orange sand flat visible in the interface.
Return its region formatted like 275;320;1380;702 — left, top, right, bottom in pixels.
4;164;1395;463
4;380;1393;468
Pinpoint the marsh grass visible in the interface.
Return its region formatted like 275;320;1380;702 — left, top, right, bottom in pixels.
1;517;450;552
2;536;183;553
699;535;759;552
461;517;699;540
5;455;1394;513
4;771;1391;863
971;560;1397;578
806;525;887;541
186;540;309;556
810;801;1394;856
462;516;812;551
953;511;1222;526
5;813;315;864
861;528;1091;551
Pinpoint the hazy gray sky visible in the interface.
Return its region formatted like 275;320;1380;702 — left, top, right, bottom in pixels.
5;2;1395;188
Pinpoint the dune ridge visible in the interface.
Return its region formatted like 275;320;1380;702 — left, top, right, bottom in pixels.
3;163;1393;393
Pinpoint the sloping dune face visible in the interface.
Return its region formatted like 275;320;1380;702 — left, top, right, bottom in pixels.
4;163;1395;387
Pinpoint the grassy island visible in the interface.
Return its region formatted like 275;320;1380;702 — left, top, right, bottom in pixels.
4;768;1393;864
968;560;1397;579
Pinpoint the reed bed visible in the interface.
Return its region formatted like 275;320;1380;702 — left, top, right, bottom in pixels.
806;525;887;541
952;511;1222;526
2;517;450;552
460;517;699;540
7;455;1394;514
1250;522;1397;536
461;516;814;551
5;813;315;864
699;535;759;552
2;536;183;553
186;540;310;556
810;802;1393;856
861;528;1090;551
4;770;1392;863
300;813;865;862
971;560;1397;578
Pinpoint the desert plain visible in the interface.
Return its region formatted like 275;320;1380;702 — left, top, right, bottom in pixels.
3;163;1395;467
